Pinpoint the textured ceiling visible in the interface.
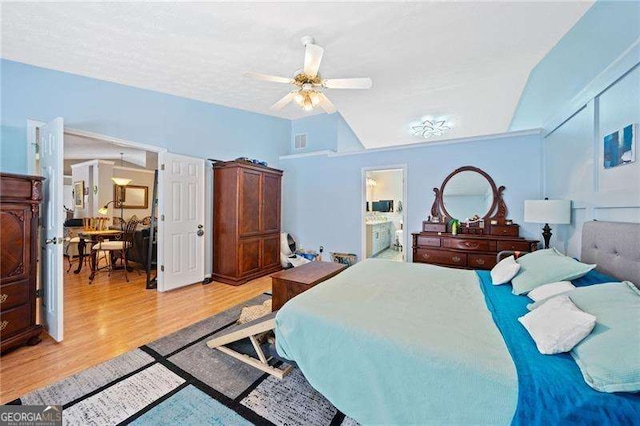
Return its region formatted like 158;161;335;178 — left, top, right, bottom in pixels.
1;2;592;148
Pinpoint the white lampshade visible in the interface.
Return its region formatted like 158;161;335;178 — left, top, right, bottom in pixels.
524;199;571;224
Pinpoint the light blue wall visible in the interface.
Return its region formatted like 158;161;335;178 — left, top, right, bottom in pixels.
510;1;640;131
337;115;365;153
289;113;337;154
289;112;364;154
0;59;291;174
280;132;543;261
544;64;640;257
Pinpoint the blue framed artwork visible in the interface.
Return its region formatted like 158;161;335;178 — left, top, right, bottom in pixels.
603;124;636;169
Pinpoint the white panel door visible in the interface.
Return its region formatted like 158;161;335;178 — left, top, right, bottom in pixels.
39;117;64;341
158;152;205;291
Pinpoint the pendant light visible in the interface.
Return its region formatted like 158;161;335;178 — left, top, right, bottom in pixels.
111;152;132;186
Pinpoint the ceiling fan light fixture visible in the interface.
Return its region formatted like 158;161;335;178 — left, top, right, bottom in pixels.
310;92;320;106
302;97;314;111
245;36;372;115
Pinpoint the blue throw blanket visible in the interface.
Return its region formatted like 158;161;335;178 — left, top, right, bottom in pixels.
477;270;640;425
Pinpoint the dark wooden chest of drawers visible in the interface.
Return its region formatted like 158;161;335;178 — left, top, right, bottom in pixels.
1;172;44;354
412;232;538;270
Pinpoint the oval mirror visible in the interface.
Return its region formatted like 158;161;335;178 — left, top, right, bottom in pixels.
442;170;494;221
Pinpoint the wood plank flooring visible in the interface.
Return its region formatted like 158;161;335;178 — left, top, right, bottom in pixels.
0;266;271;404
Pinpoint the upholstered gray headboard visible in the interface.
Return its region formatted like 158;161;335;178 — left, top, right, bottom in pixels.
581;221;640;286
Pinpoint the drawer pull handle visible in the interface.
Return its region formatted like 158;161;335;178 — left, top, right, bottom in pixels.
422;253;430;259
452;256;461;262
0;294;7;304
476;258;485;265
463;242;479;249
0;320;8;331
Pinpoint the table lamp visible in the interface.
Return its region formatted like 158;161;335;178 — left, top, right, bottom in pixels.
524;198;571;249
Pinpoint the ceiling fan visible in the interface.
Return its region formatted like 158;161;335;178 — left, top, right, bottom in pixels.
244;36;373;114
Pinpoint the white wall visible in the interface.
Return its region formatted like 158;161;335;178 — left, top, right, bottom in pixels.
543;60;640;257
109;166;155;220
70;162;93;217
70;160;155;221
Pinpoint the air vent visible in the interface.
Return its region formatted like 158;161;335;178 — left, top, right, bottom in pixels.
294;133;307;150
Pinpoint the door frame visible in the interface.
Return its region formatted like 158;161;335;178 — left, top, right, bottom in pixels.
28;124;172;279
25;122;179;337
361;164;408;261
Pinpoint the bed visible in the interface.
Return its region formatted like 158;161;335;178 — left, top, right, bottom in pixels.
275;221;640;424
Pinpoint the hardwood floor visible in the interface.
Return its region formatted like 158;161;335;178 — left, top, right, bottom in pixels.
0;265;271;404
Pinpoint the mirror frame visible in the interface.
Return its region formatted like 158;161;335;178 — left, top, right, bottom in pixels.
114;184;149;209
430;166;507;223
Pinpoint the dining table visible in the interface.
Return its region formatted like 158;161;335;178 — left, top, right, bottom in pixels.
75;229;124;281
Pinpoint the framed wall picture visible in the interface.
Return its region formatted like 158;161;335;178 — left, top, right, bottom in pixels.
114;184;149;209
73;181;84;208
603;124;636;169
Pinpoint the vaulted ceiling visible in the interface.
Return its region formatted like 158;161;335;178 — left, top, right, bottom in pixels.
1;2;592;148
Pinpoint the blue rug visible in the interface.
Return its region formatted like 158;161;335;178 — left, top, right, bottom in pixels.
10;294;358;426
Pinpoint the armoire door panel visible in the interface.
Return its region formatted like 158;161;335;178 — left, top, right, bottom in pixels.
239;169;261;236
261;235;280;269
0;206;31;284
238;238;261;276
261;174;281;233
1;173;43;353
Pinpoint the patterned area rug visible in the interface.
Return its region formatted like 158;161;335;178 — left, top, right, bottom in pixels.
10;294;358;426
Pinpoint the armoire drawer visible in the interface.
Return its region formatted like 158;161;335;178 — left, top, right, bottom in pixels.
468;254;497;270
497;241;532;252
445;238;491;252
414;249;467;267
0;280;30;311
0;304;31;338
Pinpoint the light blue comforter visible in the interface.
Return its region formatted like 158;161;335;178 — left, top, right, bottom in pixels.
275;259;517;425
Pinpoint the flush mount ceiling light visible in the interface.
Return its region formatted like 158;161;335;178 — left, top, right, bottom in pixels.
412;119;452;139
366;177;377;187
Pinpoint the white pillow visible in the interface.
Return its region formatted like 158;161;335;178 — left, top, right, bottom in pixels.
518;295;596;355
490;255;520;285
528;281;576;302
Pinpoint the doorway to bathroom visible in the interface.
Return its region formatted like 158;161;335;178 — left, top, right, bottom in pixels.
361;166;407;262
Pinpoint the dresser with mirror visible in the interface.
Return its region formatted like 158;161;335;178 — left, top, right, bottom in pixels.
412;166;539;270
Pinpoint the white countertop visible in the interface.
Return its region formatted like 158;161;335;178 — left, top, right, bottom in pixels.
365;220;392;225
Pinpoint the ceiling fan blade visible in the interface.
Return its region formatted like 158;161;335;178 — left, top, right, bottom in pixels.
244;71;292;84
323;78;373;89
303;43;324;78
317;92;337;114
270;92;297;111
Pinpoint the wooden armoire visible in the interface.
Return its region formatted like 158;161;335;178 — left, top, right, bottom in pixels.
212;161;283;285
1;172;44;353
